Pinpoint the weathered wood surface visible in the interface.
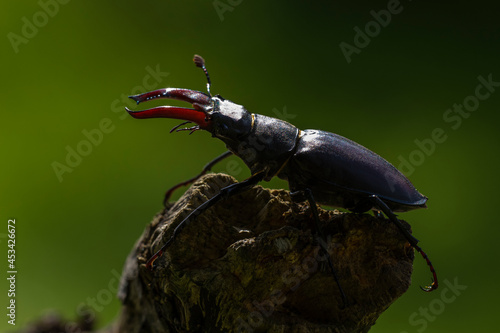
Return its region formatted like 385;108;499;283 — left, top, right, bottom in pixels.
114;173;414;333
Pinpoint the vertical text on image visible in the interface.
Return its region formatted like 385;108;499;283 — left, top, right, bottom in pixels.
7;219;17;326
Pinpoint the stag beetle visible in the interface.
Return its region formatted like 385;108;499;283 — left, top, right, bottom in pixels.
126;55;438;306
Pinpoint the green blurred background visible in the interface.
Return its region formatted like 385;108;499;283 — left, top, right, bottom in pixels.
1;1;499;332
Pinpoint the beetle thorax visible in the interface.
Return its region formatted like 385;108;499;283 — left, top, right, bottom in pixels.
223;113;300;181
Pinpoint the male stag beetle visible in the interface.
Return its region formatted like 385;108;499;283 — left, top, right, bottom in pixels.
126;55;438;306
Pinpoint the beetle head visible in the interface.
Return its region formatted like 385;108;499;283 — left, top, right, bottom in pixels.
209;96;252;141
126;55;252;140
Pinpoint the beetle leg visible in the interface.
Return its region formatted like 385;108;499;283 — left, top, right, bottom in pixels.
368;195;438;292
147;171;265;269
290;189;348;309
163;151;233;206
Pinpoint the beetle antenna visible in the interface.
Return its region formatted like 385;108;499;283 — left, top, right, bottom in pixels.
193;54;212;96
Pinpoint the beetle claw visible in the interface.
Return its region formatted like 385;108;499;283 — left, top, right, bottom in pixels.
125;105;211;130
420;279;438;292
129;88;211;106
126;88;213;130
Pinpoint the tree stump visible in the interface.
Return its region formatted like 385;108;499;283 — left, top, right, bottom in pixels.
112;173;414;333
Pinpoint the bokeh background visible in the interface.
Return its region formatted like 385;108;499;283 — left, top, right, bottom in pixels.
1;1;499;332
